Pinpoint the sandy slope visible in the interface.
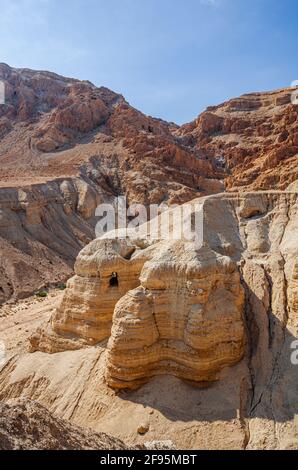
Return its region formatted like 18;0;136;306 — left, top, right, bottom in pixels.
0;399;130;450
0;293;248;449
0;291;63;358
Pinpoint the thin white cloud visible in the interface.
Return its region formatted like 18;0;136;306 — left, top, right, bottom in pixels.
200;0;220;6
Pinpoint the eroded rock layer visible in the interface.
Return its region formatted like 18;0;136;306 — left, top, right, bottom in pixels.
28;189;297;394
30;239;149;351
0;189;297;449
0;64;297;303
179;88;298;191
0;178;102;304
106;243;244;389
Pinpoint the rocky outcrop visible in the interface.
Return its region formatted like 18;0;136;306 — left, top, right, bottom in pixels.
29;197;245;389
0;65;297;304
0;189;297;448
0;64;224;303
179;88;298;191
27;190;298;397
106;243;244;389
30;239;150;351
0;63;297;449
0;399;129;450
0;177;104;304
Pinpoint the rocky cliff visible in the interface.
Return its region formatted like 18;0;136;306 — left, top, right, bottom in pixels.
0;64;297;304
0;189;297;449
179;88;298;191
0;63;222;203
30;236;245;389
0;64;297;449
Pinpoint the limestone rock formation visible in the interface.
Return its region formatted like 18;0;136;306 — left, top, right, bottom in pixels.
0;189;297;449
30;239;149;351
0;63;297;449
0;64;297;304
27;189;297;397
0;179;101;304
106;243;244;389
30;204;245;389
0;64;222;303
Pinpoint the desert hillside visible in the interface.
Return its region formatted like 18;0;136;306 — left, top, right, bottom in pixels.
179;89;298;191
0;64;297;303
0;190;297;450
0;65;297;451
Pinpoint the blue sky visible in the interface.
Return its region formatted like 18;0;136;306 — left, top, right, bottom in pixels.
0;0;297;124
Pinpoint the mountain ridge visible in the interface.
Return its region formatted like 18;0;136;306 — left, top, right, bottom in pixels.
0;64;297;303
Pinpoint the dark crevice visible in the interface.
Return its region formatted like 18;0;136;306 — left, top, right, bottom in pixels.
109;273;119;287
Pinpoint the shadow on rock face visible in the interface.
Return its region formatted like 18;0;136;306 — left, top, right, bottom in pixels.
116;311;298;426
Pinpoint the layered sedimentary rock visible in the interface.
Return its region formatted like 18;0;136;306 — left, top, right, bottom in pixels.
106;243;244;389
0;178;103;304
0;62;298;449
30;239;150;351
30;189;297;392
0;63;222;203
0;64;297;303
0;189;297;448
0;64;222;303
29;194;245;388
179;88;298;191
1;64;297;200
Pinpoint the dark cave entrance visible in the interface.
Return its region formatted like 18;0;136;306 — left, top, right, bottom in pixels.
109;272;119;287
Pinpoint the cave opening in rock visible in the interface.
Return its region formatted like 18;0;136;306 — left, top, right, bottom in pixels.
110;273;119;287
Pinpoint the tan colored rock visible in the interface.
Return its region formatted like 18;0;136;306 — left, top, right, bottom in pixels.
0;64;224;303
30;239;149;351
0;189;297;450
30;197;245;387
106;243;244;389
0;64;297;306
0;180;99;304
137;422;150;435
1;62;298;450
